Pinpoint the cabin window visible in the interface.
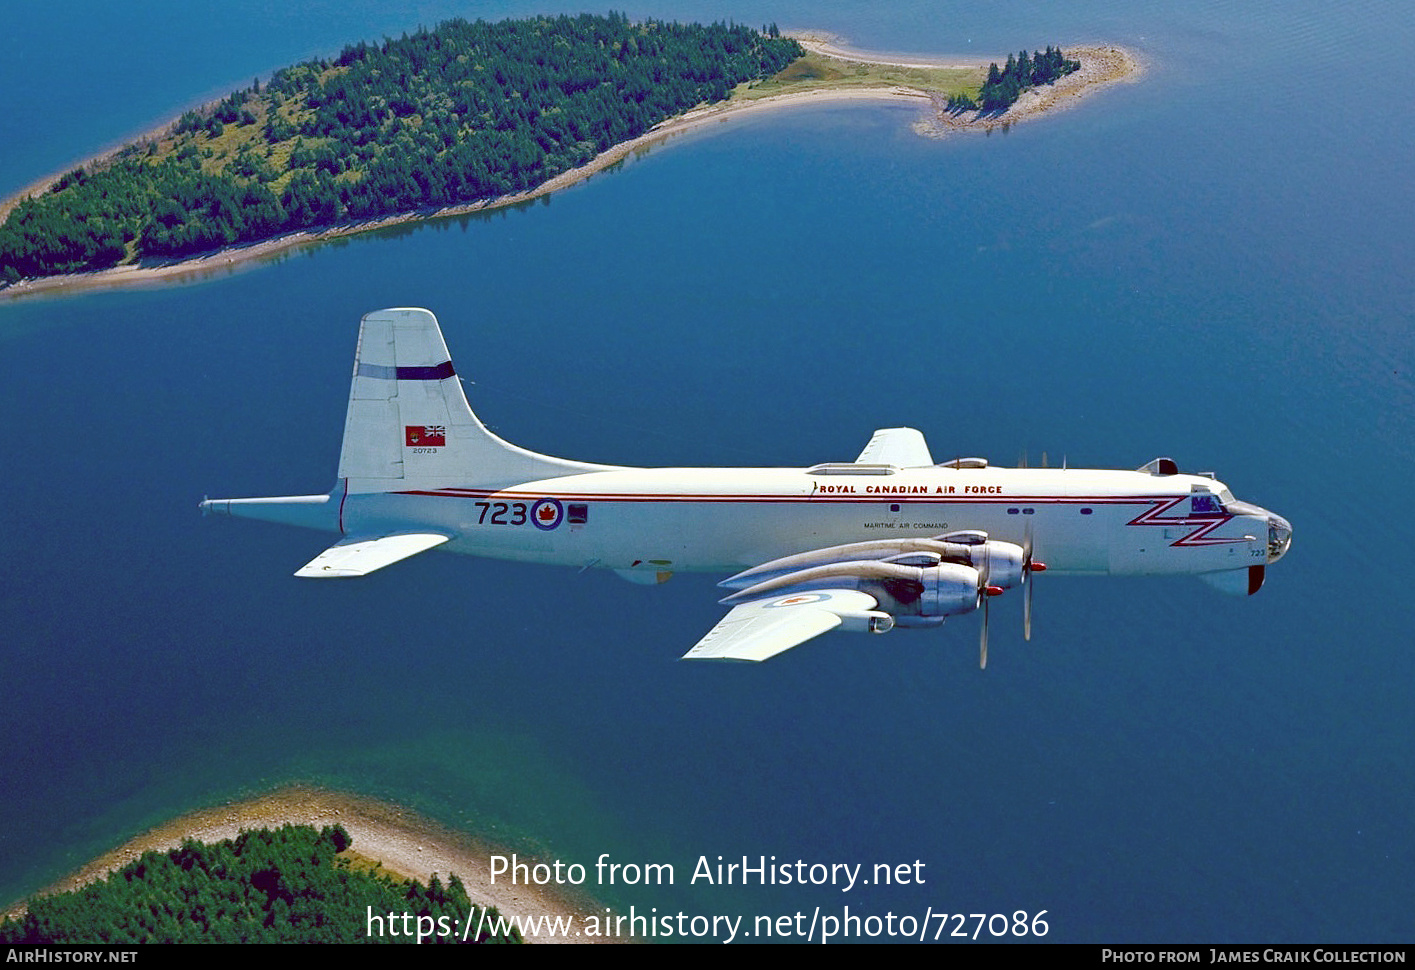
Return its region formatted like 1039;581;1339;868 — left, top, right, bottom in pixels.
568;503;588;524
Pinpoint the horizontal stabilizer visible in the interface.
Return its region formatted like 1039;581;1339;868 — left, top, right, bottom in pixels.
295;533;450;578
684;589;882;662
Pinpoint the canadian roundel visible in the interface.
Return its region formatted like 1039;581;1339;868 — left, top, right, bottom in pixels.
530;498;564;530
765;592;830;608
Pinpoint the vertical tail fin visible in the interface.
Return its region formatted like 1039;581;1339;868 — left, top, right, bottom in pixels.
338;308;615;492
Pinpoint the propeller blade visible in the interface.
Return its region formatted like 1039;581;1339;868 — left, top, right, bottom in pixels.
1024;576;1033;641
1021;522;1046;642
1023;522;1033;642
980;592;989;669
979;544;990;669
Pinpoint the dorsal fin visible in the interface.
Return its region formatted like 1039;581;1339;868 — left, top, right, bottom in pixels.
854;427;934;467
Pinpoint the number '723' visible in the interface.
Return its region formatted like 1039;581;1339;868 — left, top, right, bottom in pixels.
475;501;527;526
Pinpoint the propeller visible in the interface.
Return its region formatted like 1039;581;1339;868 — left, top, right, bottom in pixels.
977;543;1005;669
1022;522;1047;641
977;547;989;669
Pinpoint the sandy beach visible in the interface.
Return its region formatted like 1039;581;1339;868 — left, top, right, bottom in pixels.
0;36;1141;301
1;785;603;943
794;34;992;70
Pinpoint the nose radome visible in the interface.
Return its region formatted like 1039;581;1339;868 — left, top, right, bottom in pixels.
1268;514;1293;563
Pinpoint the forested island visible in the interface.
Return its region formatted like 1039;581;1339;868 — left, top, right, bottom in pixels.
0;16;1135;293
0;824;520;944
0;14;800;284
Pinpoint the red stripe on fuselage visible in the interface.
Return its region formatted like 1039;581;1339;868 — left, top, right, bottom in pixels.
394;488;1171;505
1125;495;1248;546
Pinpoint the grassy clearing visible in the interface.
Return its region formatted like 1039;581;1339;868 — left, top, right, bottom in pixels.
130;65;344;184
733;50;984;101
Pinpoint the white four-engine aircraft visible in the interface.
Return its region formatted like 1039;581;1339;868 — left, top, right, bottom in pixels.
202;308;1293;665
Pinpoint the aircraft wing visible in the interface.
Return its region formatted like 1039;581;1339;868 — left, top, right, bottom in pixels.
295;533;451;578
855;427;934;467
683;589;881;662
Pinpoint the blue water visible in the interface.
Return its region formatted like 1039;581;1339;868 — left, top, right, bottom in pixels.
3;0;1413;943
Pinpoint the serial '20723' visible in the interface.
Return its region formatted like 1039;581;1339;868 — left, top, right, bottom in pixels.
201;308;1293;666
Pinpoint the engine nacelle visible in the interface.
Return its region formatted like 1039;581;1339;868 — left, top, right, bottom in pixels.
935;532;1026;590
917;562;985;617
719;533;1029;592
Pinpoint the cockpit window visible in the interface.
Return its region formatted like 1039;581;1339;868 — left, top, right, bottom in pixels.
1190;488;1226;516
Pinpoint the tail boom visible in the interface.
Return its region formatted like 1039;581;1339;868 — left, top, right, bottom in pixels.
199;493;338;531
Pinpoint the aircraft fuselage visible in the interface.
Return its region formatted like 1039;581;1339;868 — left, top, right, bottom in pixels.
339;465;1280;579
